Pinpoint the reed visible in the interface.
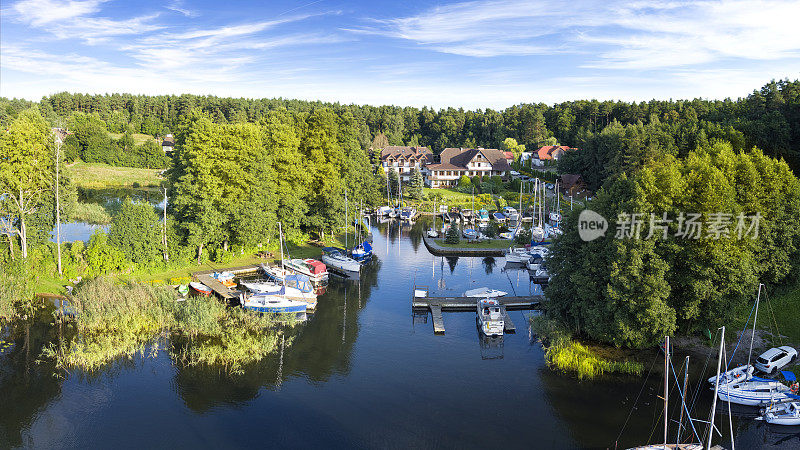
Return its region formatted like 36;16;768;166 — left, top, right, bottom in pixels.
68;202;113;224
51;278;293;374
531;315;644;379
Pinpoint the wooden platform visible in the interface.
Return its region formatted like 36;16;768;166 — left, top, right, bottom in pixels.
412;286;540;334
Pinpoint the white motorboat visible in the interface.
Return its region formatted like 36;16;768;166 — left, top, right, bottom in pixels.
531;225;545;242
717;378;793;406
502;206;519;222
321;247;361;273
464;287;507;298
377;205;393;216
505;247;532;264
261;263;294;283
530;264;550;283
427;228;439;238
477;298;505;337
758;401;800;425
462;228;478;239
526;254;544;271
708;364;754;386
400;207;417;221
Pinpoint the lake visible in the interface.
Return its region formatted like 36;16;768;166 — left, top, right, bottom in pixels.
4;220;798;448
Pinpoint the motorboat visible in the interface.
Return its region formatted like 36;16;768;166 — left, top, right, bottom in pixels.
460;209;473;222
351;241;373;262
492;212;506;223
531;225;545;242
241;294;308;316
499;229;516;240
477;298;505;337
462;228;478;240
376;206;393;217
549;211;562;223
321;247;361;274
530;263;550;283
388;208;398;218
189;281;212;296
477;209;490;223
521;211;533;223
505;247;532;264
464;287;507;298
400;207;417;221
427;228;439;238
502;206;519;222
530;245;550;258
708;364;754;386
284;258;328;284
758;400;800;425
526;254;544;271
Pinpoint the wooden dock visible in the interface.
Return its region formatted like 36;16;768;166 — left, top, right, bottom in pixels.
412;286;541;334
191;265;263;302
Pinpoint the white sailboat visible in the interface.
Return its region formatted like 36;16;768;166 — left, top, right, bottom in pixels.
707;284;762;387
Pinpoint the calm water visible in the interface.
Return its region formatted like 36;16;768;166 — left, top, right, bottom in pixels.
4;220;799;449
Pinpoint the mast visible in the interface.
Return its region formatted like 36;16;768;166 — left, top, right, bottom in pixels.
278;222;286;298
54;134;62;276
664;335;669;450
345;189;348;250
708;326;725;450
677;355;690;445
747;283;762;369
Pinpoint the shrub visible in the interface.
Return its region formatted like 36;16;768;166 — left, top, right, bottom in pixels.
458;175;471;188
514;228;532;245
86;230;129;275
445;225;460;244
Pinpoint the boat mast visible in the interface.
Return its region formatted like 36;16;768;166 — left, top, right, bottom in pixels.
345;189;348;250
279;221;286;298
664;335;669;450
708;326;725;450
676;355;690;445
747;283;762;368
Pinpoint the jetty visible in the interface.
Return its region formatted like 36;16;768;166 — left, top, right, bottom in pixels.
422;234;506;257
412;285;543;334
191;265;262;302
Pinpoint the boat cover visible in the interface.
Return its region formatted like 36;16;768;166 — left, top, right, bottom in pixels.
781;371;797;382
306;259;327;274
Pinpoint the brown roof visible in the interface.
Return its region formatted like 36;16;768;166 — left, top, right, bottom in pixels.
560;174;585;190
379;146;432;162
428;147;510;172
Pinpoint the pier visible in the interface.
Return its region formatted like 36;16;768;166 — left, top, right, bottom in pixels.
412;285;542;334
422;234;507;257
191;265;262;301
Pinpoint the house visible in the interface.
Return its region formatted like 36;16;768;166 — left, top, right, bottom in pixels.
162;134;175;153
560;174;587;196
52;127;72;144
519;152;533;165
534;145;577;166
503;151;514;165
378;146;433;183
426;147;511;188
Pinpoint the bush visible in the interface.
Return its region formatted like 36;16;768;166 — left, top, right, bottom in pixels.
108;198;162;266
445;225;460;244
514;228;532;245
485;221;500;238
86;230;129;275
458;175;471;188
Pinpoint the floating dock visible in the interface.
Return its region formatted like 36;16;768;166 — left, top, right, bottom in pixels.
191;265;262;302
412;285;542;334
421;234;506;257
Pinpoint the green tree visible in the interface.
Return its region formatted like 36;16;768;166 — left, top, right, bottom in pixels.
458;175;471;188
108;198;162;266
408;167;424;199
445;225;460;244
0;109;53;258
86;230;129;275
501;137;526;161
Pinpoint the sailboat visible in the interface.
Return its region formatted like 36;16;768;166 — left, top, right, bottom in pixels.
427;200;439;238
242;222;309;316
350;199;373;262
707;284;761;387
531;179;545;243
628;336;704;450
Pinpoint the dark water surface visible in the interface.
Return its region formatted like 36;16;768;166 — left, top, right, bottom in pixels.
4;220;799;449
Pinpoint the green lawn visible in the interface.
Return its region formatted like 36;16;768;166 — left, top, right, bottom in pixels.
767;285;800;344
108;132;156;146
433;238;511;249
66;161;162;189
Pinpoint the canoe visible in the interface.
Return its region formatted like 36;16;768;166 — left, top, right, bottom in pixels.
190;281;212;296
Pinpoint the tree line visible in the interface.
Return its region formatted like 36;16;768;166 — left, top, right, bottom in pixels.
2;79;797;172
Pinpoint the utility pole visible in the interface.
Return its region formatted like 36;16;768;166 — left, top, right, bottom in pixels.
54;129;63;277
162;187;169;262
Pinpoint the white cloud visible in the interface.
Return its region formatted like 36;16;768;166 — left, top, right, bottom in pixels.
9;0;162;43
354;0;800;69
166;0;198;18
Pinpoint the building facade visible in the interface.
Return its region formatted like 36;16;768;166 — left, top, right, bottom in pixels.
425;147;511;188
378;146;433;182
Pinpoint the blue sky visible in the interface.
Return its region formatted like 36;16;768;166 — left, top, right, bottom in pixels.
1;0;799;108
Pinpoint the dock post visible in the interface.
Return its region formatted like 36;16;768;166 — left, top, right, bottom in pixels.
430;305;445;334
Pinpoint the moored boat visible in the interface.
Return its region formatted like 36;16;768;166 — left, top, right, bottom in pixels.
717;377;793;406
758;398;800;425
505;246;532;264
464;287;507;298
708;364;754;387
241;294;308;316
284;258;328;284
462;228;478;239
350;241;373;262
477;298;505;337
477;209;489;223
492;212;506;223
190;281;212;296
321;247;361;274
399;207;417;221
211;271;236;288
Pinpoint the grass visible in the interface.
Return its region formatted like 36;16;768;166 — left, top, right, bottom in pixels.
108;132;156;146
68;202;113;224
66;161;162;189
764;285;800;344
433;238;511;249
530;315;644;379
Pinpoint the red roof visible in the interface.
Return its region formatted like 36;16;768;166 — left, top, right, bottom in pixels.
503;151;514;160
537;145;574;160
